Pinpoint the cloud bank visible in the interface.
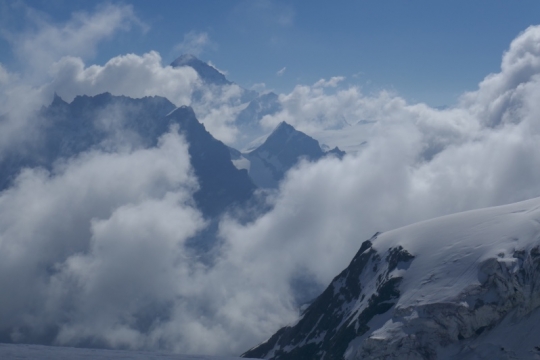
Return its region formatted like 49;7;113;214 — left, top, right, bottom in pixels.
3;5;540;357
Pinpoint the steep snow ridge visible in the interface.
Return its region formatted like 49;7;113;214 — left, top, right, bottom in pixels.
243;197;540;360
374;197;540;309
348;197;540;359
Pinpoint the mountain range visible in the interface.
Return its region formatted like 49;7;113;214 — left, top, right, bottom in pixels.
0;54;344;216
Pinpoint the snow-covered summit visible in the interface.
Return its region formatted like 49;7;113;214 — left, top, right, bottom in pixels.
243;197;540;359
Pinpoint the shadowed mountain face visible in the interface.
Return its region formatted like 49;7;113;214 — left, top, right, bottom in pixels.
166;106;256;217
243;122;345;188
0;93;255;218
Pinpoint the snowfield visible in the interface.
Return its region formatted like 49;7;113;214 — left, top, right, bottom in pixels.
0;343;255;360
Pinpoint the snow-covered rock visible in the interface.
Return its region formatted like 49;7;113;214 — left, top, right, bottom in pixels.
243;197;540;359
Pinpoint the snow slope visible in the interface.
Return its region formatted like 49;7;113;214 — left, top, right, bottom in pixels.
243;196;540;359
0;343;256;360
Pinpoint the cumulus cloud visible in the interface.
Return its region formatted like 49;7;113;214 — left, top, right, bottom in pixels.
460;25;540;128
0;4;148;158
41;50;246;144
48;52;199;105
0;128;207;345
218;24;540;297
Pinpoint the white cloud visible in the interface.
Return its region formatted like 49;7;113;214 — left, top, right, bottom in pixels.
173;31;214;57
5;4;144;76
0;64;10;84
276;66;286;76
460;25;540;128
0;128;210;347
207;60;228;76
313;76;344;88
218;24;540;302
250;82;267;92
48;52;199;105
0;4;147;158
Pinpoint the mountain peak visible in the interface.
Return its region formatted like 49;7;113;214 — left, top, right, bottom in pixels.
273;121;294;133
170;54;200;66
245;122;325;188
171;54;231;86
50;92;68;107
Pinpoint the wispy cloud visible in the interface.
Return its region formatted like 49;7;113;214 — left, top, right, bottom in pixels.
276;66;286;76
173;31;215;56
313;76;344;88
3;4;145;74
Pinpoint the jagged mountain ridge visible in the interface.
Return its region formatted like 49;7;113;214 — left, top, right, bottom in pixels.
243;197;540;359
237;121;345;188
0;93;255;218
0;92;177;190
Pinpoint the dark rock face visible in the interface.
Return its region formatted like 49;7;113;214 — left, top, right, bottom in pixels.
166;106;256;217
242;233;415;360
326;146;346;159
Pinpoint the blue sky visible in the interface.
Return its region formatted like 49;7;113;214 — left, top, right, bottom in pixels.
1;0;540;106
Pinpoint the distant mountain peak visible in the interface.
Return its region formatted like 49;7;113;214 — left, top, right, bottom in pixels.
244;122;325;188
273;121;294;133
173;54;198;63
171;54;231;86
51;92;68;107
